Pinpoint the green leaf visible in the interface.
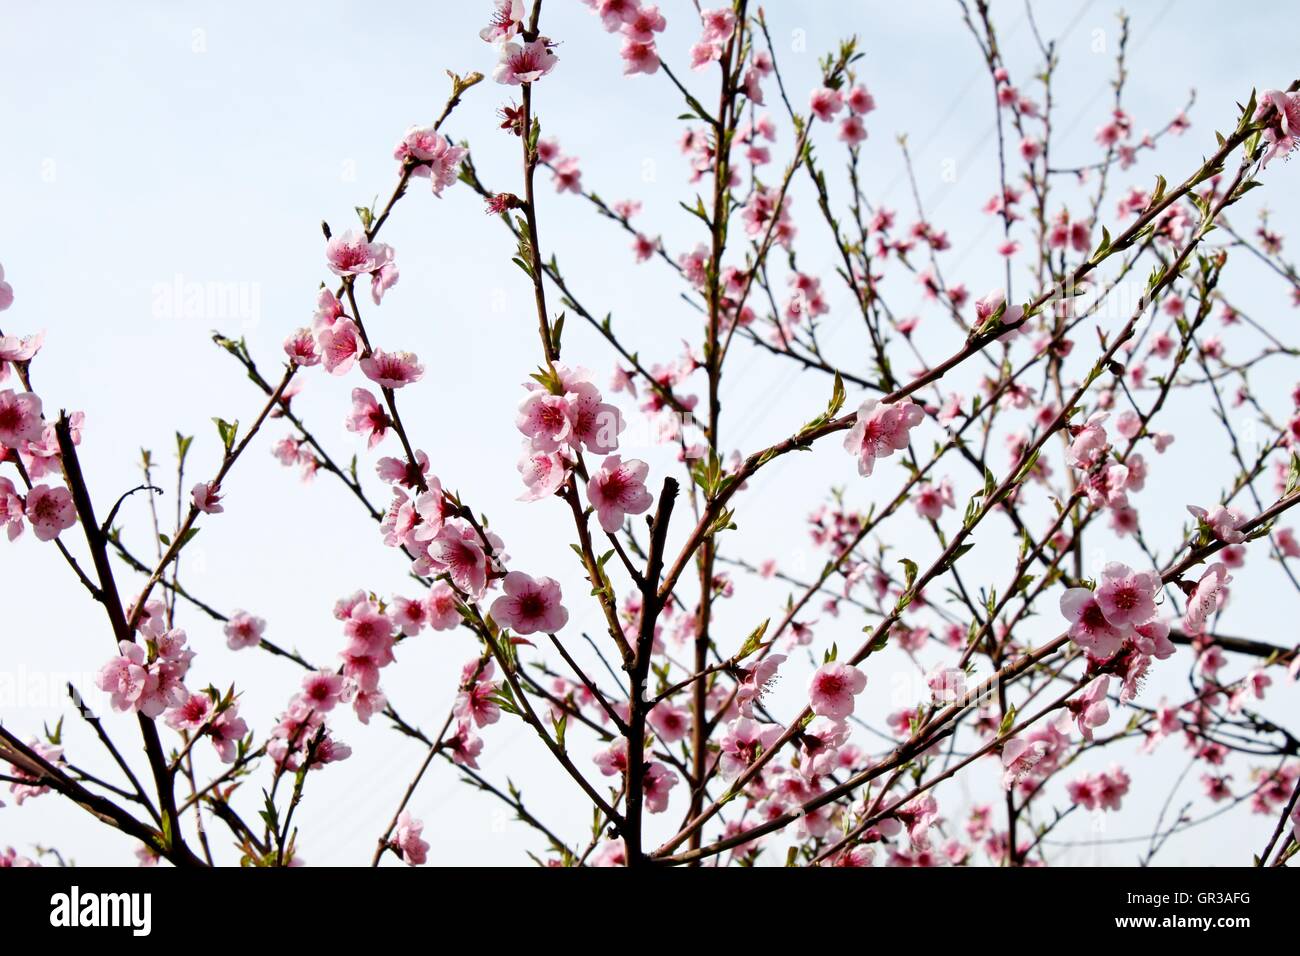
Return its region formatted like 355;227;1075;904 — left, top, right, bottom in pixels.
828;372;846;418
998;706;1017;737
738;619;770;660
212;417;239;454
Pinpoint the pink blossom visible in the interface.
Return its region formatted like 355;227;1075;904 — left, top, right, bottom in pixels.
699;7;736;44
223;611;265;650
838;115;867;145
847;85;875;114
587;455;653;532
1070;676;1111;741
0;389;45;447
551;156;583;193
352;688;387;725
1275;527;1300;558
800;717;850;778
165;693;213;733
370;259;399;305
96;641;157;714
426;582;461;630
1187;503;1247;544
594;737;628;777
190;480;222;515
1094;562;1160;628
631;233;658;262
927;667;967;704
1000;736;1047;790
425;521;488;597
394;811;429;865
843;398;924;477
808;661;867;718
567;380;624;453
494;38;558;85
1182;562;1231;635
1060;587;1128;658
621;38;660;75
301;671;347;713
973;289;1024;329
517;390;573;451
207;705;249;763
455;662;501;728
595;0;639;31
0;477;25;540
325;230;393;277
490;571;568;635
360;349;423;389
623;4;666;42
480;0;525;43
23;483;75;541
0;263;12;312
591;840;626;867
1133;618;1175;659
1115;410;1142;439
391;595;428;635
517;448;570;502
395;125;468;196
690;40;721;71
6;738;62;805
0;331;43;368
648;702;690;743
736;653;785;717
1253;89;1300;165
345;388;390;448
447;723;488;770
718;717;781;779
340;600;396;691
913;478;955;520
643;761;679;813
283;327;320;366
1067;412;1109;470
809;87;844;122
317;318;362;375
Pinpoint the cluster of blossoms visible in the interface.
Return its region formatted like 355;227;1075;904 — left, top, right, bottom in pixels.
514;362;644;509
699;657;870;808
808;81;876;145
0;472;75;542
329;589;423;725
688;7;737;72
394;124;468;198
283;280;423;392
534;137;584;195
0;292;81;543
94;599;249;764
1067;765;1133;813
4;738;63;807
579;0;667;76
593;738;680;813
1254;89;1300;166
1061;411;1163;538
482;0;557;85
1060;562;1172;665
7;0;1300;874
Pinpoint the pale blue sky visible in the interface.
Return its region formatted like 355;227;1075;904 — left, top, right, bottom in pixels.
2;1;1298;865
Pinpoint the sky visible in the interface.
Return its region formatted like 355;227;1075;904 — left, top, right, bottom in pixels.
1;0;1298;866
